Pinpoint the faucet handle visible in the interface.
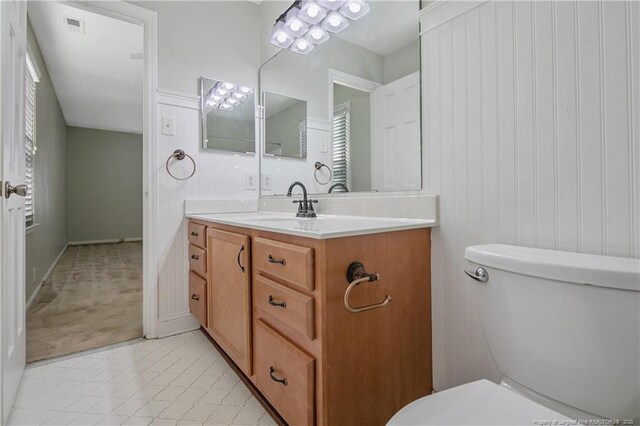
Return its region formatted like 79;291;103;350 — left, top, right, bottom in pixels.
306;200;318;217
292;200;305;215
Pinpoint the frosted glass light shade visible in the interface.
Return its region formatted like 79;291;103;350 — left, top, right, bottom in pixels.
239;86;254;95
290;37;315;55
321;11;349;33
318;0;348;11
269;21;294;48
283;8;309;37
298;0;327;24
307;25;329;44
340;0;369;20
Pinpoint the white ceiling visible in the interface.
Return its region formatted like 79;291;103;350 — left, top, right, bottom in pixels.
28;2;143;134
334;0;419;56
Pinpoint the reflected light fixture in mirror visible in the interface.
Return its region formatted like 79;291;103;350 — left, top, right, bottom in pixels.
269;0;369;55
204;81;253;112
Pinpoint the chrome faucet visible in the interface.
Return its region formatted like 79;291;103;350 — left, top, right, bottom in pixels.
286;181;318;218
328;183;349;193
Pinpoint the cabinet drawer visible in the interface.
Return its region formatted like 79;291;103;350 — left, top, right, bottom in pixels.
253;237;314;291
255;320;315;426
188;222;207;249
189;244;206;277
189;271;207;327
254;275;315;340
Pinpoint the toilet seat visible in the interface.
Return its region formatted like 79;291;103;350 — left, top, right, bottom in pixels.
387;380;571;425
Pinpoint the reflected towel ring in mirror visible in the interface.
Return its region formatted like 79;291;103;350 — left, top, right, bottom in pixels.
314;161;332;185
166;149;196;181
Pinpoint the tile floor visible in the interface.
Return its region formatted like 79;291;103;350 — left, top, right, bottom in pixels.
8;331;276;426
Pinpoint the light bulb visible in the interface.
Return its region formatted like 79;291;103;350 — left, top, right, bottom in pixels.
297;39;309;50
348;2;361;13
329;16;340;27
240;86;252;94
217;88;228;96
212;95;222;102
310;29;322;40
224;82;235;90
221;103;232;109
290;21;301;31
276;32;288;43
228;98;239;105
308;4;319;17
233;93;245;99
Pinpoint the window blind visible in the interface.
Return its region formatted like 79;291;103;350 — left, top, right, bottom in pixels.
332;104;350;187
25;54;38;226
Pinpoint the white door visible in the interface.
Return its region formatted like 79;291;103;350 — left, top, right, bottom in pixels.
372;71;421;192
0;0;28;421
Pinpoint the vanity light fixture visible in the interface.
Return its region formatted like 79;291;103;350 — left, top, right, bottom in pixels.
298;0;326;24
269;0;369;54
339;0;369;20
283;8;309;37
321;11;349;33
205;81;252;111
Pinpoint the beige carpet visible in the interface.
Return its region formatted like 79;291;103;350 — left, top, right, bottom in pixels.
26;242;143;363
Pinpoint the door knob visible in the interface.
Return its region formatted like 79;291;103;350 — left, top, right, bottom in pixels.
4;182;27;199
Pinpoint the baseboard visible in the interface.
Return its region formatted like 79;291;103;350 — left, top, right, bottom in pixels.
68;237;143;246
26;243;68;311
156;312;200;338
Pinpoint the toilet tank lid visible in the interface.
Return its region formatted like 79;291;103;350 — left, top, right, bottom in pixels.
465;244;640;292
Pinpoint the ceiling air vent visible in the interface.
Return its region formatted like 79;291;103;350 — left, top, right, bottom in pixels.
63;16;85;34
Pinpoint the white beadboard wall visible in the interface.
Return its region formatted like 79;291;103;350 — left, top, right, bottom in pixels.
156;90;259;336
422;1;640;391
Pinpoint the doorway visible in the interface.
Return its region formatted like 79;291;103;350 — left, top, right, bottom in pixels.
24;2;144;362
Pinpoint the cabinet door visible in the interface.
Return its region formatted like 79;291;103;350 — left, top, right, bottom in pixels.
207;229;252;375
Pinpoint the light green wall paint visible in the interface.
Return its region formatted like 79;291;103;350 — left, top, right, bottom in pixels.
67;127;143;242
25;20;68;303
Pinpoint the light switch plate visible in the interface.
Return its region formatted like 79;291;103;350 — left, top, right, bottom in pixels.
161;116;175;136
320;140;328;153
262;174;272;191
245;173;257;191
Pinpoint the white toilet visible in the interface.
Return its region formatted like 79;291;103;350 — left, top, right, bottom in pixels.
389;244;640;425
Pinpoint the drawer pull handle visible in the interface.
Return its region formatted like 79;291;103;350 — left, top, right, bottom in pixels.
191;231;199;237
269;367;287;386
268;295;286;308
268;255;286;266
191;254;199;260
191;294;199;301
237;245;245;272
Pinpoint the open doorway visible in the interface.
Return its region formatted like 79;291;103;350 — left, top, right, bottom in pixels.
24;2;144;363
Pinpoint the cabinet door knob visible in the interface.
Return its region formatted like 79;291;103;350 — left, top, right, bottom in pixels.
268;255;286;266
191;294;199;301
237;245;245;272
268;295;286;308
191;231;198;236
269;367;287;386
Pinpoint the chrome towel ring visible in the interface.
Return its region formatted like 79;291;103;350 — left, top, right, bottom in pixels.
166;149;196;181
314;161;332;185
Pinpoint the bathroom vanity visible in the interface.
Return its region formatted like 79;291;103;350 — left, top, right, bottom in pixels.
186;213;433;425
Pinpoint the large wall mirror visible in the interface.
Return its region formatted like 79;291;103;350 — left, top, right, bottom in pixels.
200;77;256;153
259;0;421;196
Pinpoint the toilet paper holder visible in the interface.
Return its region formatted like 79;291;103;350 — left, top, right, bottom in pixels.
344;262;392;313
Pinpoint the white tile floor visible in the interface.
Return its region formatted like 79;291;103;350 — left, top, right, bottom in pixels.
9;331;277;426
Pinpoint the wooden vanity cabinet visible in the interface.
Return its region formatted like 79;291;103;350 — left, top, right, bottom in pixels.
206;228;252;375
188;219;432;426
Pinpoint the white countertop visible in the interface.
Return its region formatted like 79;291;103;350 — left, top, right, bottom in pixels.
186;212;436;240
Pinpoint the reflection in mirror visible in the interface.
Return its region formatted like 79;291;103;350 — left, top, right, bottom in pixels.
264;92;307;159
259;0;421;196
200;77;256;153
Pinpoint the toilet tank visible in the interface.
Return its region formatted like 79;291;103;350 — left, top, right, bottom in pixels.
465;244;640;421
